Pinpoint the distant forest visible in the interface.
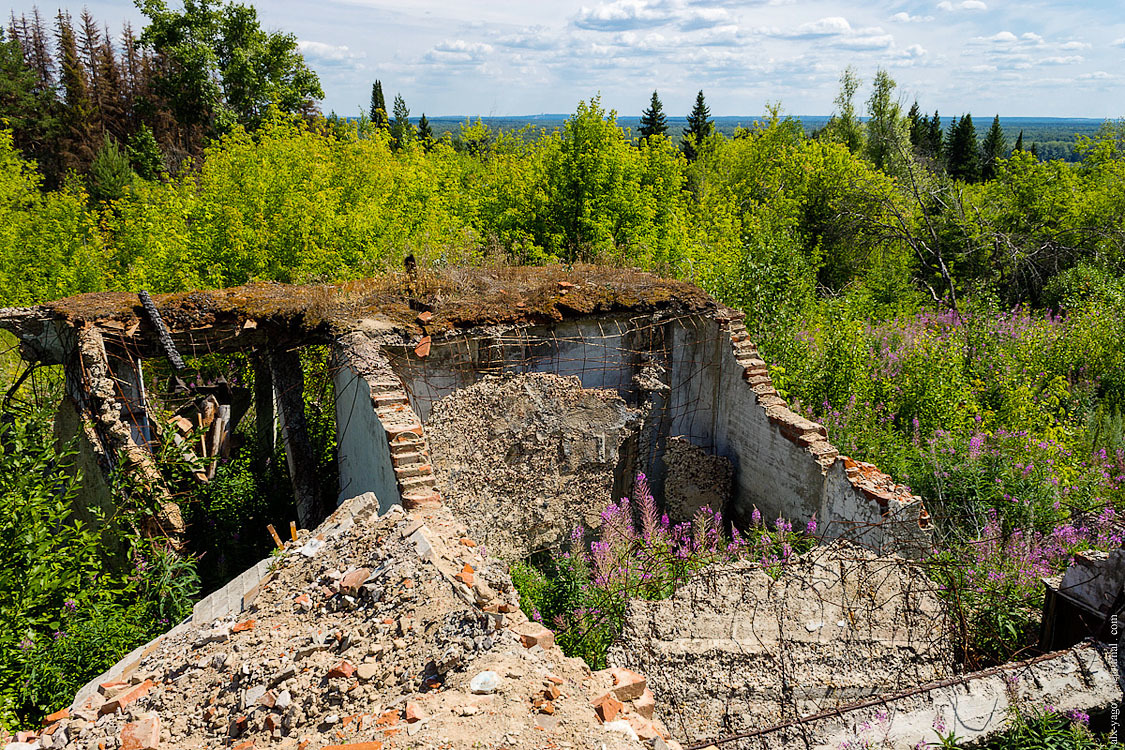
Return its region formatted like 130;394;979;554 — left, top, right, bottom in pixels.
411;115;1103;162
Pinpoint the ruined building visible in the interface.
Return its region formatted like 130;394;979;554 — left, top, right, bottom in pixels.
0;266;929;557
0;266;1118;750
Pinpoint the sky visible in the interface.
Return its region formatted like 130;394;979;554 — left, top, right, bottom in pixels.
8;0;1125;118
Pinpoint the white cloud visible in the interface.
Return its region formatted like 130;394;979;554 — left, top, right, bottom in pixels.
1112;38;1125;48
1059;41;1090;50
891;12;934;22
1040;55;1083;64
679;7;733;31
760;16;852;38
1078;70;1112;80
297;40;366;66
1020;32;1043;44
574;0;669;31
977;31;1018;43
904;44;928;57
424;39;494;64
938;0;987;10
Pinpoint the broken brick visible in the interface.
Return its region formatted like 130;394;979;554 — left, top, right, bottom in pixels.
404;702;426;723
322;743;382;750
513;621;555;650
232;618;256;633
41;708;70;726
591;693;623;723
327;661;356;679
606;667;647;701
634;687;656;719
340;567;371;594
99;680;154;716
119;715;160;750
454;563;474;587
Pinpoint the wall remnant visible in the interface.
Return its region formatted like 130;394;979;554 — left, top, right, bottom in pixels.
607;541;953;743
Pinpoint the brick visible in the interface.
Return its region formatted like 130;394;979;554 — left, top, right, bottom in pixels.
42;708;70;726
454;563;474;587
98;680;129;697
608;667;647;702
404;702;426;723
591;693;623;723
322;743;383;750
327;661;356;679
416;311;433;325
120;715;160;750
232;618;256;633
512;621;555;650
99;680;154;715
264;713;282;733
340;567;371;595
459;537;477;547
414;336;431;358
633;687;656;719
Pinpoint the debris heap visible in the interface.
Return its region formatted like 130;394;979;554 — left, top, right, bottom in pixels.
16;495;677;750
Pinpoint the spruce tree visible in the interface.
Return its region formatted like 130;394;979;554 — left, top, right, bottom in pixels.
55;11;96;174
638;90;668;141
908;101;923;149
370;80;388;130
416;113;433;150
1014;130;1024;153
682;89;712;160
924;110;943;161
88;133;133;203
981;114;1006;180
0;25;54;164
945;114;981;183
391;93;410;148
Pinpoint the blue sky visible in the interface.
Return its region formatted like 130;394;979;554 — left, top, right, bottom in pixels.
10;0;1125;118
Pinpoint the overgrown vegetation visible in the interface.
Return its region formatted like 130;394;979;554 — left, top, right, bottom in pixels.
510;475;815;668
0;46;1123;737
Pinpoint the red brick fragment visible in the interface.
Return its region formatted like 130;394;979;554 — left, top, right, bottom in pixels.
119;715;160;750
42;708;70;726
232;618;256;633
99;680;154;715
591;693;623;723
327;661;356;679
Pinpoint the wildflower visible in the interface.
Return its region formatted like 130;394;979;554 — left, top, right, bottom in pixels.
52;630;66;641
751;507;762;525
806;515;818;535
63;598;78;612
1066;709;1090;725
932;715;946;733
18;638;33;652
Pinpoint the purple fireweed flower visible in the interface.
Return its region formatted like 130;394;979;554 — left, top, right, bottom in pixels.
751;507;762;525
806;515;818;535
18;638;33;652
63;598;77;612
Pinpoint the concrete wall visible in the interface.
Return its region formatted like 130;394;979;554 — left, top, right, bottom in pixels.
699;644;1119;750
608;544;953;743
333;361;400;513
386;315;643;423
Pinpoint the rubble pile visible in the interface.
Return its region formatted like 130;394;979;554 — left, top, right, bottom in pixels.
10;495;676;750
427;374;639;559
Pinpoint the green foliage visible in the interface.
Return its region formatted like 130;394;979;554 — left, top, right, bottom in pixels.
137;0;323;135
823;66;864;153
127;125;165;180
946;114;981;183
88;133;134;204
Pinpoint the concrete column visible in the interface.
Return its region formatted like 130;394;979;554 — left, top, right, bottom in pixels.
270;347;322;527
